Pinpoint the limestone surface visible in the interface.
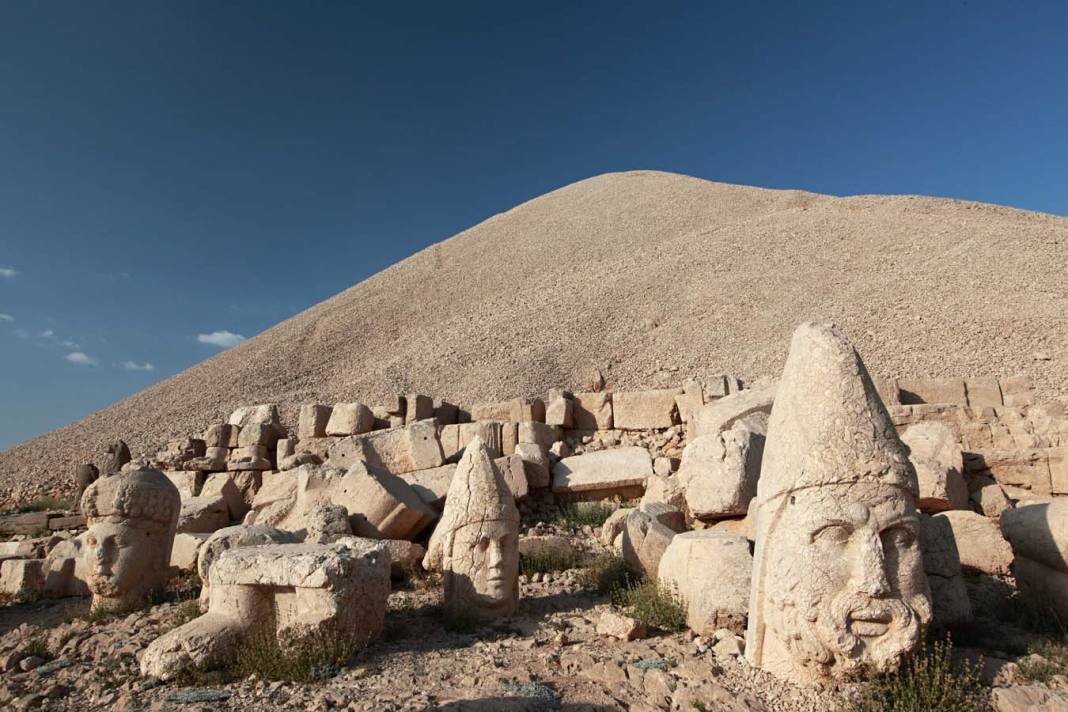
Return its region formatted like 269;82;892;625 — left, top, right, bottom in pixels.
900;422;968;513
551;447;653;497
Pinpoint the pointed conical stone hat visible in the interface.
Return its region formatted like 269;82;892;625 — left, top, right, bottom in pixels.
745;321;918;668
423;435;519;570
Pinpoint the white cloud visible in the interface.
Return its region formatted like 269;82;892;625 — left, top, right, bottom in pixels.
0;313;13;322
61;340;80;349
0;267;16;278
121;360;155;371
197;330;246;348
65;351;98;366
37;329;54;338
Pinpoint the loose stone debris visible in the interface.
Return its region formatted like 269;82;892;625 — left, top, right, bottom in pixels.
0;322;1066;710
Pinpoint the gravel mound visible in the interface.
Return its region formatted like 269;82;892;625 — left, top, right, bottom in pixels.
2;170;1065;506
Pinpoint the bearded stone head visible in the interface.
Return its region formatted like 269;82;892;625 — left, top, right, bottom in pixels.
81;468;181;611
746;321;933;686
761;483;932;680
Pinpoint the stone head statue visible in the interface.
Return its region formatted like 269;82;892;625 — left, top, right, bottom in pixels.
746;322;932;686
80;468;181;612
429;436;519;618
101;439;132;476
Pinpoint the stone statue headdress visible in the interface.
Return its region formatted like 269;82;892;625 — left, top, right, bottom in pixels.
423;436;519;571
746;321;923;676
81;467;182;527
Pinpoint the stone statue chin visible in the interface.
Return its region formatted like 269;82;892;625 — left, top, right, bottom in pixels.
761;483;931;680
81;468;181;612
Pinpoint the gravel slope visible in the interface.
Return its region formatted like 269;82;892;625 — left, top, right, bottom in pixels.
2;170;1066;506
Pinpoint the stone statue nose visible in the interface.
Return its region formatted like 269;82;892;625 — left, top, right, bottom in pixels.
487;541;504;568
853;534;891;597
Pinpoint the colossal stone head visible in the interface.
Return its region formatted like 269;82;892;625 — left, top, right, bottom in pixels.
80;468;181;612
433;436;519;617
745;322;932;686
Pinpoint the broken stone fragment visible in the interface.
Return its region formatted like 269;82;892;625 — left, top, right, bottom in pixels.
901;422;968;513
326;403;374;436
933;510;1013;576
177;496;231;534
513;442;550;489
679;419;764;521
405;394;434;424
688;382;776;439
597;611;647;641
621;508;677;579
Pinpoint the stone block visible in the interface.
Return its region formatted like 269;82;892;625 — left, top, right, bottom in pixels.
326;403;374;436
1001;500;1068;574
1051;448;1068;494
965;377;1003;408
203;424;237;448
972;449;1053;495
621;509;676;578
228;404;280;428
1012;556;1068;622
0;559;44;598
342;461;437;540
897;378;967;406
48;514;86;531
688;381;776;439
613;388;683;430
657;530;752;635
551;447;652;497
680;420;764;521
571;392;613;430
918;514;972;627
517;421;561;451
438;423;462;461
328;420;444;474
399;464;457;509
238;423;280;448
600;508;631;548
170;532;210;572
142;539;389;681
405;394;434;425
900;422;968;513
201;473;249;521
545;393;573;427
277;437;297;464
514;442;550;488
705;375;729;399
971;484;1013;519
501;421;518;456
228;445;272;471
1000;375;1035;407
164;471;204;500
0;512;51;536
382;539;427;579
433;400;459;425
674;392;704;424
933;510;1013;576
458;421;503;458
494;454;529;501
177;496;231;534
298;405;331;439
639;501;687;533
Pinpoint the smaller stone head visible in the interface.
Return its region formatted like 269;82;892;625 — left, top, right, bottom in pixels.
81;468;181;611
101;439;132;475
436;437;520;617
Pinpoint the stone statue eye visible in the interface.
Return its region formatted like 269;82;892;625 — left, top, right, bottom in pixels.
881;525;916;548
812;524;851;545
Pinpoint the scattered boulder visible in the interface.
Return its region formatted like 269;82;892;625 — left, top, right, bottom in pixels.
657;530;752;635
612;388;683;430
934;510;1014;576
680;420;763;521
621;509;677;578
176;496;231;534
326;403;374;436
688;381;776;439
918;514;972;627
901;422;968;513
597;611;647;641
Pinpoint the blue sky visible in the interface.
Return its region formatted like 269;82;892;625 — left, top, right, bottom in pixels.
2;1;1067;450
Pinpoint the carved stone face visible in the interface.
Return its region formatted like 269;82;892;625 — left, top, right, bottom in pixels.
764;483;932;678
85;519;167;606
446;518;518;613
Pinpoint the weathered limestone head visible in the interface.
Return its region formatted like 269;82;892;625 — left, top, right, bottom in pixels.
746;321;932;687
433;436;520;617
101;439;132;476
81;468;181;612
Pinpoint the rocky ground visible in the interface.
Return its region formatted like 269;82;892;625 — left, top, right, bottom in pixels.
0;516;1065;712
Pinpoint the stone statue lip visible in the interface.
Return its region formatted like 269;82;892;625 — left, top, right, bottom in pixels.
849;607;893;637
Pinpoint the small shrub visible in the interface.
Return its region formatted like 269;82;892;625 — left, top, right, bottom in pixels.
232;628;356;682
612;579;687;632
22;635;54;662
1018;639;1068;683
166;600;202;631
520;547;580;577
555;501;616;529
500;679;559;709
18;496;70;513
577;553;633;595
852;638;984;712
